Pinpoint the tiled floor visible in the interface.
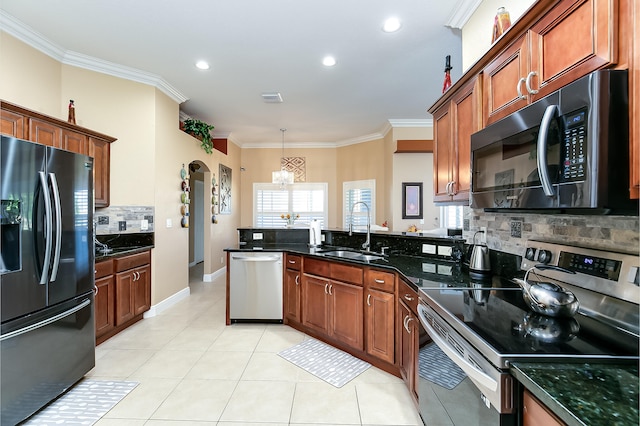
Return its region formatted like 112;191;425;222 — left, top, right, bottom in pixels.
90;263;423;426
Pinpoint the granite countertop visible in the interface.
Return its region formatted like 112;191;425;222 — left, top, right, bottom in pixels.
225;243;468;289
511;362;639;426
95;232;154;261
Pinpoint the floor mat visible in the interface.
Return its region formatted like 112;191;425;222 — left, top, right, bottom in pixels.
418;343;467;390
278;338;370;387
24;379;138;425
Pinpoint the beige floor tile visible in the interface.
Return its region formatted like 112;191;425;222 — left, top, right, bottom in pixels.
87;349;155;378
351;365;405;384
94;419;146;426
186;350;252;380
129;349;204;379
163;326;223;351
219;423;287;426
146;421;216;425
207;325;266;351
254;325;307;352
241;351;303;381
356;382;423;425
219;380;295;423
151;379;236;421
290;381;361;424
102;326;181;350
102;378;179;419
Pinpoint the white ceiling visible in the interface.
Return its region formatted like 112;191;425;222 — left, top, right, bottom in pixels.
0;0;468;147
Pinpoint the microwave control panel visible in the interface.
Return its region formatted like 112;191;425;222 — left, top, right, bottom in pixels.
562;109;587;181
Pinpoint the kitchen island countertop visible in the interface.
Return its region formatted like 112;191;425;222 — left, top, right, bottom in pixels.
511;362;639;426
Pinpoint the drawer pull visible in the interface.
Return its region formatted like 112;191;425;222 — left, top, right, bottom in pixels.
404;294;415;301
288;260;296;264
374;279;385;284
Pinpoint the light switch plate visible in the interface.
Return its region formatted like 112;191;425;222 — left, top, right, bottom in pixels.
166;218;172;228
141;219;149;231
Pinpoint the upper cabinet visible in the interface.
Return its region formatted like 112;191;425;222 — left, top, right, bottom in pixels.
429;0;637;202
483;0;618;125
1;100;116;207
432;76;482;204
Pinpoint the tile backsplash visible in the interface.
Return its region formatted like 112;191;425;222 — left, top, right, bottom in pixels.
464;207;639;256
95;206;154;235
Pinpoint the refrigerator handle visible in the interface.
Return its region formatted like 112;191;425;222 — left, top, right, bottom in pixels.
38;171;53;285
49;173;62;282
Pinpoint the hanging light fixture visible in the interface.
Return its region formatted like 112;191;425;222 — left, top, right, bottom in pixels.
272;128;294;187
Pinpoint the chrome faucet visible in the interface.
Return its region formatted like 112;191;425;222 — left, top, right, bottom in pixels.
348;201;370;251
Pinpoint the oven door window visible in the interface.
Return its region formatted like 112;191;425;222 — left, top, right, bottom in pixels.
472;122;562;198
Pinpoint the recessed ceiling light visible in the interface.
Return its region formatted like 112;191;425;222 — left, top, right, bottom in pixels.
382;17;401;33
322;56;336;67
195;60;210;70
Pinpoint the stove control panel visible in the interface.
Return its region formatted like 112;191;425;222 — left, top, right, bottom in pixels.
522;240;640;305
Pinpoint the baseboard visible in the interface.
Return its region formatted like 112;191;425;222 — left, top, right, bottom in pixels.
143;286;191;318
203;266;226;282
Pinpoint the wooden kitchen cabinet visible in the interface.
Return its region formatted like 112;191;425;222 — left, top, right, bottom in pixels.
398;280;419;404
0;100;116;207
522;389;565;425
284;254;302;325
629;0;639;199
94;259;115;341
301;258;364;350
483;0;619;125
432;76;481;203
364;268;395;364
95;250;151;344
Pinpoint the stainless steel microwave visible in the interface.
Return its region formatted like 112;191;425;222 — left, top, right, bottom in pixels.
470;70;634;213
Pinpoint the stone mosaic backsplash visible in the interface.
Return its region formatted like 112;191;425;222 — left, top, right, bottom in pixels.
95;206;154;235
462;207;639;257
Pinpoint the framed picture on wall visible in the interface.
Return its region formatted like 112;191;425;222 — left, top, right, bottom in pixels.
402;182;423;219
219;164;232;214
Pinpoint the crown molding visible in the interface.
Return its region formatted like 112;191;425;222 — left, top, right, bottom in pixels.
445;0;482;29
388;118;433;127
1;11;187;104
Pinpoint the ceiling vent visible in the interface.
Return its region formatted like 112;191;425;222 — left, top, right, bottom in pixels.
261;92;283;103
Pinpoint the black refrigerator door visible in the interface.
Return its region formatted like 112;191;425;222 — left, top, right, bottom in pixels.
1;136;48;322
45;147;94;306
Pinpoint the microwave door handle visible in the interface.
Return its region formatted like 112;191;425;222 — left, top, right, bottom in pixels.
537;104;558;197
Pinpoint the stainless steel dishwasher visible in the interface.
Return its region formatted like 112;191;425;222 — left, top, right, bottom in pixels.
229;251;283;323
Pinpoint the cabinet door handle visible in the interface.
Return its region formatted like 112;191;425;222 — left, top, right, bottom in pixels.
324;283;329;294
93;285;98;296
450;181;457;195
517;77;527;99
132;272;136;281
405;317;413;333
525;71;539;94
328;284;333;295
374;279;385;284
295;275;299;286
367;294;371;306
403;315;409;331
404;294;415;301
445;181;451;195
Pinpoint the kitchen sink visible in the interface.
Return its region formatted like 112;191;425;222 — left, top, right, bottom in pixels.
321;250;385;262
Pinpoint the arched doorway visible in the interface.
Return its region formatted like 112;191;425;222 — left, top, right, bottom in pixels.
188;160;212;282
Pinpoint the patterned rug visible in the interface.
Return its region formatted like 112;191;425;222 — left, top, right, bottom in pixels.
24;380;138;425
279;339;370;387
418;343;467;389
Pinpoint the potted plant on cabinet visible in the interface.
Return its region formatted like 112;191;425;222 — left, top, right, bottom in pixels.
182;118;215;154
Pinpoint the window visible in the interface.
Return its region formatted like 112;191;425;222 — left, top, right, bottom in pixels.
254;183;328;228
343;179;375;229
440;205;463;229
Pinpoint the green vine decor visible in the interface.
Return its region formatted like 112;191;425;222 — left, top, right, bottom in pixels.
182;118;215;154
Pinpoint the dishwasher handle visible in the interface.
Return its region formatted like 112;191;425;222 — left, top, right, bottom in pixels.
231;254;282;262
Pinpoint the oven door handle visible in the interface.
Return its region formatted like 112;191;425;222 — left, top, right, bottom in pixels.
417;304;498;392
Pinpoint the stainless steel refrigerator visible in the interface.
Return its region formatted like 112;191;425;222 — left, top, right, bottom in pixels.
1;135;96;424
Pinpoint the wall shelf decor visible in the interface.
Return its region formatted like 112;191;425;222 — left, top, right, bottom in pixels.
180;164;189;228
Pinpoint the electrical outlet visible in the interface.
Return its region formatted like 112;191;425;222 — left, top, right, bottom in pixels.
510;221;522;238
140;219;148;231
220;257;224;264
253;232;263;240
118;221;126;231
438;246;453;256
422;244;437;254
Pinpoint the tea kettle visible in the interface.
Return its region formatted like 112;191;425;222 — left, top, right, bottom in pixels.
469;230;491;278
512;265;580;318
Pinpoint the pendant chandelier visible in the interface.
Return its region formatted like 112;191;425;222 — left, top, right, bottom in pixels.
272;128;294;187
